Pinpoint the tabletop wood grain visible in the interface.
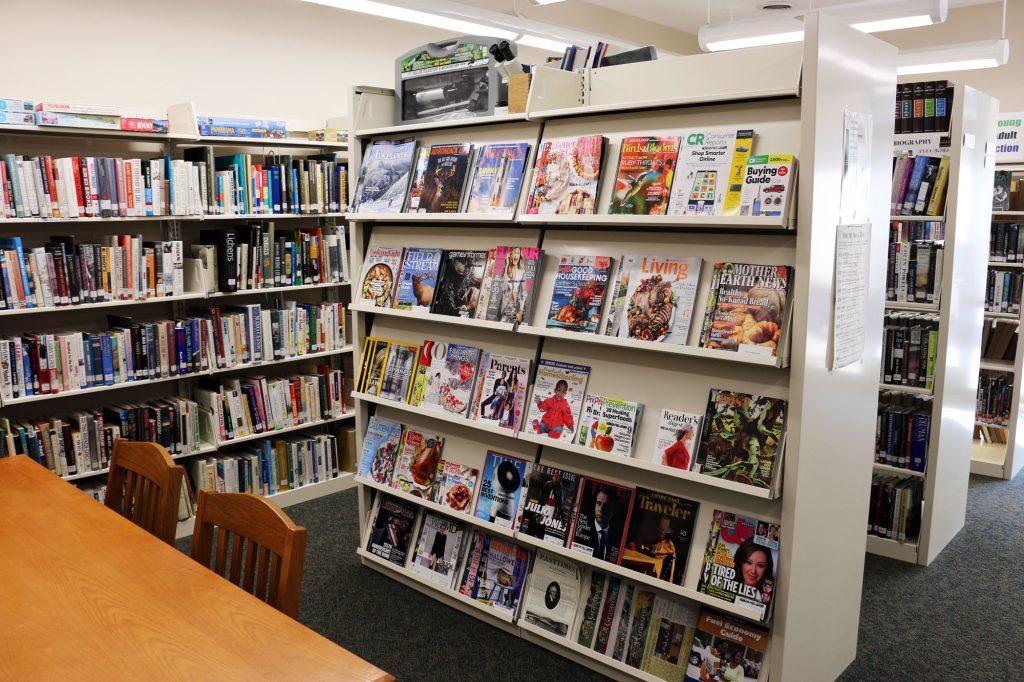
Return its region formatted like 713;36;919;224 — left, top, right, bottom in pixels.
0;456;393;682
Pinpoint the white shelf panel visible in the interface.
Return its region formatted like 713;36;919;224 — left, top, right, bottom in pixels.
63;443;218;483
187;212;346;221
0;292;207;317
518;620;662;682
985;312;1020;320
355;112;529;138
0;215;175;224
993;211;1024;217
969;458;1005;477
871;462;925;478
352;392;519;440
517;430;776;500
207;282;350;299
878;383;933;396
979;359;1014;372
355;476;516;539
988;261;1024;268
517;325;785;368
0;122;192;141
865;534;919;562
888;215;944;222
345;212;514;223
211;346;354;375
185;136;348;149
516;213;790;231
975;421;1008;429
213;410;354;447
884;301;939;312
0;213;344;224
525;90;800;122
349;304;515;332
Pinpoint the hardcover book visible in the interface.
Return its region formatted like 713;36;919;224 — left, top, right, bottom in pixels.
357;246;403;308
737;154;796;220
569;476;635;564
394;247;443;312
418;143;473;213
546;255;613;334
469;352;530;432
473;450;531;529
389;428;444;498
669;128;754;216
422;343;481;417
696;510;780;620
608;255;703;344
409;512;467;588
431;250;488;318
518;463;580;547
650;409;703;472
524;359;590;443
699;262;792;357
465;142;531;213
481;245;542;325
608;136;680;215
357;416;404;485
622;487;699;586
683;610;769;682
352;137;416;213
576;394;643;457
523;550;582;637
525;135;605;215
365;493;418;567
431;459;478;513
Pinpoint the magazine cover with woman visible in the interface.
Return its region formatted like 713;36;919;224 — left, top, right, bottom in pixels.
469;352;530;432
409;511;466;589
482;245;542;324
696;510;780;620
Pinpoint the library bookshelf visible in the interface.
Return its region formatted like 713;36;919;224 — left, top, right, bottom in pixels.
349;15;896;682
0;103;356;527
868;85;996;566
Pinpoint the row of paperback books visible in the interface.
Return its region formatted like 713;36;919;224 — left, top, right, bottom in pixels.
0;396;202;477
977;371;1013;427
868;473;923;543
890;153;949;218
880;313;938;391
195;368;347;444
989;222;1024;263
353;130;796;219
875;391;930;473
985;268;1023;314
894;81;954;135
0;151;345;219
976;423;1009;446
884;238;944;305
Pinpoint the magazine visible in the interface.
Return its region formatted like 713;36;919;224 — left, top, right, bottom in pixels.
569;476;635;564
622;487;699;586
465;142;531;213
577;394;643;457
473;450;532;529
418;143;473;213
546;255;614;334
518;463;581;547
650;409;703;472
738;154;796;220
684;610;769;682
409;512;466;588
604;254;638;337
421;343;481;417
696;510;780;620
482;245;543;325
625;589;657;669
430;459;478;513
352;137;416;213
357;246;404;308
475;248;499;322
469;352;531;432
699;262;792;357
523;550;582;637
608;136;680;215
364;493;418;566
431;249;488;318
357;416;404;485
473;533;531;616
575;571;608;649
609;255;703;345
389;428;444;498
378;342;419;403
525;135;606;215
693;389;787;490
640;596;700;681
404;146;431;212
611;582;638;662
410;339;443;408
394;247;443;312
668;129;754;216
359;339;392;396
524;359;591;443
593;574;623;654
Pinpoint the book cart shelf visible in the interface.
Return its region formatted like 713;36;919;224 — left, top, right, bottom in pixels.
0;106;356;540
972;157;1024;480
350;16;896;681
867;85;996;565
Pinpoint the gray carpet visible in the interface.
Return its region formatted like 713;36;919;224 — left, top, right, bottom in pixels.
178;472;1020;681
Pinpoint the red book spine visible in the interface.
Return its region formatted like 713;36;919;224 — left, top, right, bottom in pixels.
71;157;86;216
78;157;93;217
43;156;60;217
0;163;10;218
211;308;225;367
288;379;300;425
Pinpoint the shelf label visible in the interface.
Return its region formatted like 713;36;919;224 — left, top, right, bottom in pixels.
996;112;1024;161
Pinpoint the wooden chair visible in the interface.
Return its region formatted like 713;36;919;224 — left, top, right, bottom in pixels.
190;490;308;619
104;440;184;546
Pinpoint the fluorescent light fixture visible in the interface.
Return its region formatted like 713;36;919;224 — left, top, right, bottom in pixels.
699;0;947;52
527;0;567;5
897;38;1010;75
302;0;518;38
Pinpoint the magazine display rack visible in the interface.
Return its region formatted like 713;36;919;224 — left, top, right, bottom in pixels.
867;84;996;565
350;15;898;682
972;159;1024;480
0;112;356;538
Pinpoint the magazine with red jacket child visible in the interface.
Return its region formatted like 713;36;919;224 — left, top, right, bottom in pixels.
524;359;590;443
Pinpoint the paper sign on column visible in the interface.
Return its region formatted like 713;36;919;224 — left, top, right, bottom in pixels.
829;222;872;370
839;109;872;225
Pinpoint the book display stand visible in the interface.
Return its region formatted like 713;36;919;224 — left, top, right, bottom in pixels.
350;15;899;681
0;106;355;539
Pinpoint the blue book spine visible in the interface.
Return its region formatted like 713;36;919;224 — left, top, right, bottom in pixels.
0;252;13;308
290;168;300;213
21;339;34;396
176;326;187;375
163;155;174;214
0;238;34;307
270;167;282;213
81;333;95;386
267;441;278;495
190;319;202;369
901;156;929;215
251;308;263;362
100;334;114;385
910;413;930;472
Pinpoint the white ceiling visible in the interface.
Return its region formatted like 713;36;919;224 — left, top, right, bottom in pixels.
576;0;1000;34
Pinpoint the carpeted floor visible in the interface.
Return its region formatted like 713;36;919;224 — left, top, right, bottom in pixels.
177;471;1023;681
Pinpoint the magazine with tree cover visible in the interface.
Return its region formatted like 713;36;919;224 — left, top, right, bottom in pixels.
625;589;657;669
622;487;699;586
525;135;606;215
465;142;531;213
418;143;473;213
482;245;543;325
738;154;796;220
458;531;530;616
668;129;754;216
357;246;403;308
524;359;590;443
569;476;635;564
640;596;701;682
699;262;792;357
394;247;443;312
650;409;703;472
352;137;416;213
430;459;478;513
608;255;703;345
575;570;608;649
357;416;404;484
378;342;419;403
609;136;680;215
474;450;532;529
546;255;613;334
364;492;418;567
389;428;444;498
421;343;481;417
469;352;530;432
696;510;780;620
431;249;488;318
403;147;431;212
523;550;582;637
577;394;643;457
409;511;466;588
518;463;580;547
694;389;787;490
684;609;769;682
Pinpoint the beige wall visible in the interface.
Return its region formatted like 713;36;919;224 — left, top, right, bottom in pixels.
2;0;694;124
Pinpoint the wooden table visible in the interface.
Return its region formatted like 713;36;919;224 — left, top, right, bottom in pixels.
0;455;393;681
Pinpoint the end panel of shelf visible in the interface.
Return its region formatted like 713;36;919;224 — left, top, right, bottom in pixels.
865;534;919;563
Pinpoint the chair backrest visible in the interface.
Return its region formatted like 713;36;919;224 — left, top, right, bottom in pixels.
190;490;308;619
104;440;184;545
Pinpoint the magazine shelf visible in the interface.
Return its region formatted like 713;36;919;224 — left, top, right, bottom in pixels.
516;213;792;232
354;112;530;138
348;304;517;332
872;462;925;478
344;212;515;223
352;391;520;442
517;620;666;682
